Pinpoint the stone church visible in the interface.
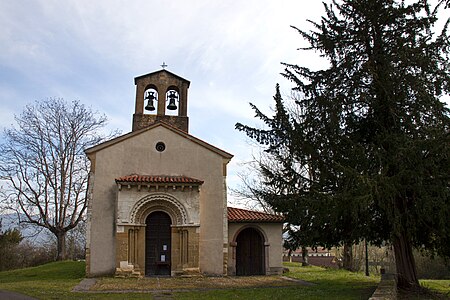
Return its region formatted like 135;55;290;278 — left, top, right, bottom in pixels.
85;68;284;277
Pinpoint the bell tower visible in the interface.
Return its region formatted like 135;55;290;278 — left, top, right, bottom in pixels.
132;69;190;132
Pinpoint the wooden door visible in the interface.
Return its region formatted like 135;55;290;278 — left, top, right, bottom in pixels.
145;211;171;276
236;227;265;275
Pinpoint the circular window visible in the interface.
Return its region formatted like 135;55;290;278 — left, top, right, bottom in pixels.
155;142;166;152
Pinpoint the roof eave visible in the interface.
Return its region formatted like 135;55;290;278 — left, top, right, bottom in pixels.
84;121;233;159
228;220;284;223
134;69;191;87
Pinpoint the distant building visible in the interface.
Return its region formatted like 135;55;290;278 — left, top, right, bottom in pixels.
85;69;284;277
283;247;338;269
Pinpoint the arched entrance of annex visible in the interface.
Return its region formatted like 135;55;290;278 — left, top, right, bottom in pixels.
145;211;172;276
235;227;265;275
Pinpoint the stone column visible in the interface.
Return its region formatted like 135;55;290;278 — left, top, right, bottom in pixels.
264;242;270;275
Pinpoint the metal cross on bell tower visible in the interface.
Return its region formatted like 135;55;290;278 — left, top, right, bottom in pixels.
161;62;168;69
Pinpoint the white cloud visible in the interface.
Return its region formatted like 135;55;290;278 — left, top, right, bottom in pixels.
0;0;330;202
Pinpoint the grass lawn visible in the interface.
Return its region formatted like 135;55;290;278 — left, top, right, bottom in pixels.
92;275;300;291
421;280;450;295
0;261;149;300
0;261;447;299
413;280;450;299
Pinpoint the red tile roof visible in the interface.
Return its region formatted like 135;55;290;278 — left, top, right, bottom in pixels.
227;207;284;223
115;175;204;185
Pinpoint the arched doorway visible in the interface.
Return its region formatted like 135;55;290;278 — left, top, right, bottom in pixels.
236;227;265;275
145;211;172;276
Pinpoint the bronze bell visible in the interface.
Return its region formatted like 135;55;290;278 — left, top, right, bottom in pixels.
145;91;156;111
167;91;178;110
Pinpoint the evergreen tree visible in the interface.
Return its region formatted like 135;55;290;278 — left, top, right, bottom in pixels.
0;220;23;271
236;0;449;289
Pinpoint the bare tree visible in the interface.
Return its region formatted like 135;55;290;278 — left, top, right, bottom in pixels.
231;155;276;213
0;98;112;260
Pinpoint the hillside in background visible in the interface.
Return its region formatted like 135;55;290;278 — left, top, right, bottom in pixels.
1;213;52;244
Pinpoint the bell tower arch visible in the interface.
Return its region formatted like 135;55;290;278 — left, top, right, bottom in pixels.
133;68;190;132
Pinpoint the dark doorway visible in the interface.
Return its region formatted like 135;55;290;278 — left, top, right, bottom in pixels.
236;227;265;275
145;211;172;276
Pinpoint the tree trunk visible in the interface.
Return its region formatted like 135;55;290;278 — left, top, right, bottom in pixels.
301;246;309;266
55;231;66;261
342;243;353;271
393;233;419;290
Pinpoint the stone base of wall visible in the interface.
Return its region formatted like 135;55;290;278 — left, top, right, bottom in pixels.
115;267;143;278
172;267;202;277
85;248;91;277
267;267;284;275
369;273;397;300
115;261;143;278
115;265;202;278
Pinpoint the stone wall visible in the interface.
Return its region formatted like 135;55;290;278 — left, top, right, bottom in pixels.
369;273;397;300
133;114;189;132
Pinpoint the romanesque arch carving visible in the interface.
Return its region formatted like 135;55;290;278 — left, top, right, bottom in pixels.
130;193;188;225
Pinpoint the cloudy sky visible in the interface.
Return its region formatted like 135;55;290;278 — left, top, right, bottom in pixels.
1;1;447;207
0;0;329;206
